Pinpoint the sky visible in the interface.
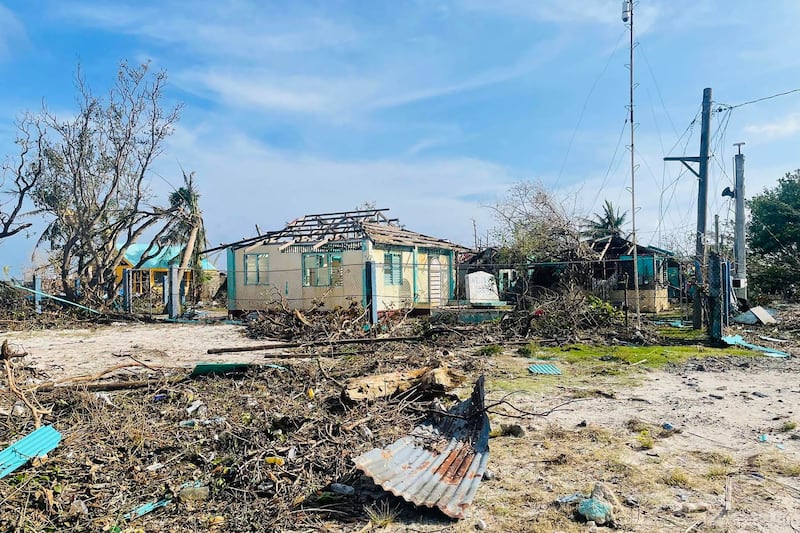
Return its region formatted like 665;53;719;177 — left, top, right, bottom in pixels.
2;0;800;276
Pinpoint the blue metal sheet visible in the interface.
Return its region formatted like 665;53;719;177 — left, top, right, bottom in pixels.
0;425;62;479
722;334;790;357
528;363;562;375
354;376;490;519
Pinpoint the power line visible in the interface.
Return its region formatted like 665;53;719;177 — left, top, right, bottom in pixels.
719;87;800;110
557;29;629;182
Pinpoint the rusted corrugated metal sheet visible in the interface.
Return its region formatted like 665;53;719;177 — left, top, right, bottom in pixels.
353;376;490;519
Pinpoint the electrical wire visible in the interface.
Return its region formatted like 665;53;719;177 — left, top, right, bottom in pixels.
721;87;800;110
557;29;629;183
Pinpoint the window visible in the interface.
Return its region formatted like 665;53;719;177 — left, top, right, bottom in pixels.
383;253;402;285
302;252;343;287
244;253;269;285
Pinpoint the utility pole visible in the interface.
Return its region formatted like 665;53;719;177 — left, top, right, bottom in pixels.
623;0;641;327
714;214;720;252
665;87;712;329
732;142;747;300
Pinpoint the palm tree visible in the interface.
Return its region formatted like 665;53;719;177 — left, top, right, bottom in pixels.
164;171;208;302
582;200;627;240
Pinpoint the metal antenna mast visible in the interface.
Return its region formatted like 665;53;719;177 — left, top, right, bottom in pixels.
623;1;641;326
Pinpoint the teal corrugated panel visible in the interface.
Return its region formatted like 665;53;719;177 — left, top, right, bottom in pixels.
528;363;562;375
0;425;62;479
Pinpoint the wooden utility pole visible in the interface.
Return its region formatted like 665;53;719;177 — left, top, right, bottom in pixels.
665;87;712;329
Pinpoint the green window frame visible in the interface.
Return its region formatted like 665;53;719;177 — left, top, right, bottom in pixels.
383;252;402;285
302;252;343;287
244;253;269;285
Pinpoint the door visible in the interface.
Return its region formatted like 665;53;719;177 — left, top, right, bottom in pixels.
428;257;447;306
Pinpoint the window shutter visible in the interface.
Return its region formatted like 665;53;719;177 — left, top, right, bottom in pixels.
392;254;401;285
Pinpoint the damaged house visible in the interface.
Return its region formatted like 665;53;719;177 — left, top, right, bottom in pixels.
589;235;679;313
219;209;467;316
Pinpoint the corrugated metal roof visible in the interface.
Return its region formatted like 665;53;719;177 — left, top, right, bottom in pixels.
528;363;562;375
123;244;217;271
0;425;62;479
354;376;489;519
362;223;469;252
218;208;469;253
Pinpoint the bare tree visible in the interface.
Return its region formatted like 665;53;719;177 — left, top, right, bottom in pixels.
0;114;46;241
32;61;183;304
488;181;585;262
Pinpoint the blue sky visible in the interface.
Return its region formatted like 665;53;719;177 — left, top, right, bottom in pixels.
2;0;800;275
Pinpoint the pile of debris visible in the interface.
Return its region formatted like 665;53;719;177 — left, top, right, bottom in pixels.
245;300;371;341
499;284;640;343
0;281;33;323
0;282;98;331
0;337;492;532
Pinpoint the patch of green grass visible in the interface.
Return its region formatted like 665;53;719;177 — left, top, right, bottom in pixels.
547;343;754;368
475;344;504;356
656;326;708;340
780;421;797;432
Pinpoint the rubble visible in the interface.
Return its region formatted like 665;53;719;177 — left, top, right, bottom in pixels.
0;334;482;531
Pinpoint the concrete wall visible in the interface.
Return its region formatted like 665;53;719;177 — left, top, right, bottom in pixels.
607;288;670;313
367;242;452;310
229;242;364;311
228;240;455;312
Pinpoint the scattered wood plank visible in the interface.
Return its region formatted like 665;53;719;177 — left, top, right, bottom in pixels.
344;366;464;402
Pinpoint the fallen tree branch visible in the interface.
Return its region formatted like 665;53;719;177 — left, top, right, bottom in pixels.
2;340;48;428
31;376;188;393
208;335;425;354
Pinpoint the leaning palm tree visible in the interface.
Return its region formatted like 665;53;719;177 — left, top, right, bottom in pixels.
163;171;208;302
582;200;627;240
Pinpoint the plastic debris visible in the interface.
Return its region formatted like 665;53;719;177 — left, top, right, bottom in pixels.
662;422;674;431
123;497;171;520
0;425;62;479
95;392;116;407
186;400;205;415
190;362;252;378
178;417;226;428
329;483;355;496
758;434;768;443
577;498;614;525
556;492;585;504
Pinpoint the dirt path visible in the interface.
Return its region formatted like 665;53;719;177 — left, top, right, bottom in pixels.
477;354;800;532
0;322;271;377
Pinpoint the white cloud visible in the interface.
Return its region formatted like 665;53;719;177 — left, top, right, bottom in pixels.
0;4;26;60
57;1;563;120
57;3;359;59
163;125;518;249
744;113;800;141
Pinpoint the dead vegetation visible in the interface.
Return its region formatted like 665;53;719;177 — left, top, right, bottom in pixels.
0;332;498;532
